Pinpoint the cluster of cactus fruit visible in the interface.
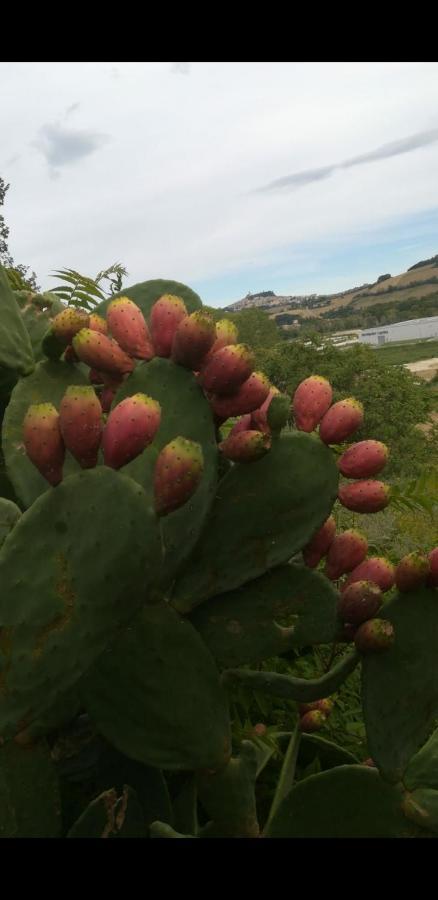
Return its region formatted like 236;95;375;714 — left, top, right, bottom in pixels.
0;262;437;839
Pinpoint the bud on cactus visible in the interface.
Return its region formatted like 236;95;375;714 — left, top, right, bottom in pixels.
219;429;271;463
229;414;253;437
59;386;103;469
337;580;383;625
102;394;161;469
252;723;267;737
52;308;90;345
354;618;394;654
319;398;364;445
338;480;391;514
302;516;336;568
338;440;389;479
427;548;438;588
200;344;255;394
292;375;333;432
251;387;280;433
299;699;334;717
89;314;108;335
325;529;368;580
107;297;154;360
154;437;204;516
299;710;326;732
149;294;188;357
342;557;395;594
72;329;135;376
100;386;116;414
395;552;431;593
172;311;216;370
210;372;271;418
205;319;238;362
23;403;65;486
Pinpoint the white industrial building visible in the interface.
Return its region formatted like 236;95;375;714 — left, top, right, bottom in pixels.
359;316;438;346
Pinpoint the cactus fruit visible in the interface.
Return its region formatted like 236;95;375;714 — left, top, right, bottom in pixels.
427;548;438;588
52;308;90;345
299;710;326;732
229;414;253;437
325;529;368;580
319;398;364;445
59;386;103;469
99;386;116;414
342;557;395;594
337;581;383;625
89;314;108;335
107;297;154;360
102;394;161;469
219;430;271;463
200;344;255;395
292;375;333;433
149;294;188;357
299;699;334;717
354;618;395;654
72;329;135;376
302;516;336;568
266;393;290;433
252;723;267;737
23;402;65;486
338;440;389;479
251;388;284;433
154;437;204;516
395;552;431;593
172;311;216;370
338;480;391;514
205;319;238;361
210;372;271;419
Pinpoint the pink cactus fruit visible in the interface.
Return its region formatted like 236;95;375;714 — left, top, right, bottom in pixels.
210;372;271;419
342;557;395;594
299;699;334;718
204;318;238;363
102;393;161;469
354;618;394;654
302;515;336;568
154;437;204;516
319;398;364;445
299;710;327;733
219;429;271;463
228;414;253;437
200;343;255;395
338;480;391;514
172;311;216;370
395;552;431;593
72;329;134;376
89;314;108;335
23;403;65;486
52;308;90;345
292;375;333;433
325;529;368;580
427;548;438;588
337;580;383;625
338;440;389;479
107;297;154;360
252;723;267;738
149;294;188;357
59;386;103;469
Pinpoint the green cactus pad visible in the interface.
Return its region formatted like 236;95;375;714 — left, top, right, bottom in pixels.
172;432;339;613
265;765;414;838
95;278;202;320
0;467;160;738
150;821;195;838
401;787;438;835
0;264;34;377
2;359;88;508
362;588;438;783
0;739;61;837
113;358;218;582
67;785;147;838
80;602;231;772
405;727;438;792
16;291;64;362
298;734;359;770
190;563;340;667
196;741;259;838
172;776;198;836
0;497;21;550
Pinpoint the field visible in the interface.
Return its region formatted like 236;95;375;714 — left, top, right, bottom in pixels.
373;338;438;366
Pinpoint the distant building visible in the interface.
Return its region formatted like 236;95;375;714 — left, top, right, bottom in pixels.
359;316;438;346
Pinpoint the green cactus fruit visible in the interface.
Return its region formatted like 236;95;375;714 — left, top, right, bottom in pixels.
89;313;108;334
292;375;333;433
59;386;103;469
395;552;431;592
199;343;255;395
23;402;65;486
210;371;271;419
342;556;395;593
427;548;438;588
299;699;334;717
338;440;389;478
354;618;394;654
102;393;161;469
299;709;326;732
302;515;336;568
0;498;21;551
266;392;290;433
338;479;391;513
324;529;368;580
172;311;216;370
154;437;203;516
52;308;90;345
337;580;382;625
251;386;279;432
319;397;364;445
204;318;238;363
106;296;154;360
149;294;188;357
72;329;134;376
219;429;271;463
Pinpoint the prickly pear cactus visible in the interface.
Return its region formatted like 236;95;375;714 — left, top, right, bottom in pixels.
0;271;436;838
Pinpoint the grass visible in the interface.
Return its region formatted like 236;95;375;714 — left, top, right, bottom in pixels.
373;338;438;365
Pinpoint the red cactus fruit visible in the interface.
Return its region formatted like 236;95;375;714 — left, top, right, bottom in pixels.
299;710;327;733
23;403;65;486
319;398;364;445
395;552;431;592
204;318;238;362
337;580;383;625
338;440;389;479
200;343;255;395
302;516;337;568
107;297;154;360
219;429;271;463
292;375;333;432
252;723;267;737
154;437;204;516
427;548;438;588
149;294;188;357
354;618;394;654
342;557;395;594
72;329;134;376
172;311;216;370
102;394;161;469
338;480;390;514
210;372;271;418
229;414;253;437
325;529;368;580
89;314;108;335
59;386;103;469
52;308;90;345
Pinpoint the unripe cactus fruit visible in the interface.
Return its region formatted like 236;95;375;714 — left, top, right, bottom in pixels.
219;429;271;463
59;386;103;469
102;394;161;469
210;372;271;418
23;402;65;486
72;329;135;376
319;398;364;445
205;318;238;362
325;529;368;580
154;437;204;516
395;552;431;593
266;393;290;433
52;308;90;345
427;548;438;588
292;375;333;432
354;618;394;654
342;557;395;594
107;297;154;360
338;440;389;479
337;580;383;625
302;515;336;568
299;699;334;717
200;344;255;395
172;311;216;370
299;710;327;732
149;294;188;357
89;313;108;335
338;480;390;514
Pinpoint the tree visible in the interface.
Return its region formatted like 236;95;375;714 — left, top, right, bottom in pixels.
0;176;39;290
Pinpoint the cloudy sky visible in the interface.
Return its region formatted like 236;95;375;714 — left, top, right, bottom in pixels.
2;62;438;306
